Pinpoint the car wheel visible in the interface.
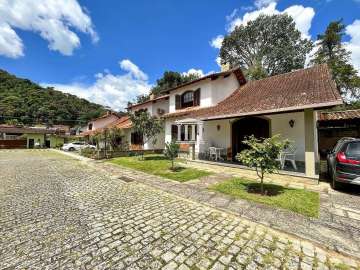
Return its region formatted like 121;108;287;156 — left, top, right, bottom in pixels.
69;147;75;152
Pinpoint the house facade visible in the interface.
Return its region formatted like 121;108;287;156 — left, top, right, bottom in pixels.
0;125;65;149
158;65;342;178
83;111;121;135
127;94;169;150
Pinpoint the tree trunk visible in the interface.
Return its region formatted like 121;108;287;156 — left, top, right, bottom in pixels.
171;159;174;170
260;177;264;195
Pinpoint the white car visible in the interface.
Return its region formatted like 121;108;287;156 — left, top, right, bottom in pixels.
61;142;96;151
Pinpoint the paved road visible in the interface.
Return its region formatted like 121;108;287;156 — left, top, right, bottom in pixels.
0;150;358;270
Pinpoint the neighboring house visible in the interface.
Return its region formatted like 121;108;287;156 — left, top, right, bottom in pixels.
82;111;122;136
318;109;360;158
127;94;169;150
81;111;122;139
0;125;65;149
160;64;342;178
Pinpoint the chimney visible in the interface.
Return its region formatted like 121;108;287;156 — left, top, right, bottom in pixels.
221;62;231;72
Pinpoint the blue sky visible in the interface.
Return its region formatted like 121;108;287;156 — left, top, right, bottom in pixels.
0;0;359;110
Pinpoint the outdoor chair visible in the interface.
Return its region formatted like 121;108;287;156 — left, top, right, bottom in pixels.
208;147;217;160
279;144;297;170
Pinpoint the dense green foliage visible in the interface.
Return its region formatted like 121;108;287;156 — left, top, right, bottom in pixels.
209;178;319;217
110;154;210;182
236;135;288;195
220;14;313;80
312;20;360;99
0;69;106;126
151;71;200;96
164;141;180;170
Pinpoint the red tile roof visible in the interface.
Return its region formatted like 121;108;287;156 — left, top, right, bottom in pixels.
318;109;360;121
91;111;122;121
0;125;57;134
80;116;132;136
164;64;343;120
110;116;132;129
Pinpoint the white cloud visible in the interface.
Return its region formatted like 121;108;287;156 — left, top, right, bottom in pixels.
42;59;151;111
0;0;98;58
254;0;277;9
210;35;224;49
345;20;360;72
0;23;23;58
182;69;205;77
119;59;148;80
226;2;315;39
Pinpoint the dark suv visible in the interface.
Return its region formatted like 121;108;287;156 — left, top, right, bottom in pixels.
327;137;360;189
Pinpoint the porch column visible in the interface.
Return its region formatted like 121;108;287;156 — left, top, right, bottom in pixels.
195;121;205;158
191;124;196;141
304;109;316;178
177;125;181;141
184;125;189;141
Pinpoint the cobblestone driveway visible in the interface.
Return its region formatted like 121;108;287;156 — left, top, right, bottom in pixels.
0;150;358;270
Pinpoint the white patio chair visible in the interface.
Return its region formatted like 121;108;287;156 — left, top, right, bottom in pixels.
281;144;297;170
208;147;217;161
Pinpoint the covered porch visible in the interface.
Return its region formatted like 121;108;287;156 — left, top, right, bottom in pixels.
167;109;319;179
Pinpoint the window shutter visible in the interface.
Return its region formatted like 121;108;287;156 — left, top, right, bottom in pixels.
171;125;178;141
194;88;200;106
175;95;181;110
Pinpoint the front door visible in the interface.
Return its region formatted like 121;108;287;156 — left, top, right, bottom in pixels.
232;117;270;160
45;140;51;148
28;139;34;149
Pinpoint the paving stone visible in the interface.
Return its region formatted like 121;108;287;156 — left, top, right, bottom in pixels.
0;150;357;270
161;251;176;263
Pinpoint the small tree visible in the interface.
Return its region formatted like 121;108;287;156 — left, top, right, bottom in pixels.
129;110;164;159
236;135;288;195
164;141;180;170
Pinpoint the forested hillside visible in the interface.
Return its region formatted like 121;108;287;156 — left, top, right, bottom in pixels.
0;69;106;126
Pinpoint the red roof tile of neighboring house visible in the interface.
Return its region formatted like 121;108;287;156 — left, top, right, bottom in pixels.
164;64;343;120
91;111;121;121
318;109;360;121
80;116;132;136
0;125;57;134
110;116;132;129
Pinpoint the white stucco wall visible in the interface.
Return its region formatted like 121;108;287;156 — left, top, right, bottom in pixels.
151;99;169;116
88;115;119;131
268;112;306;161
168;75;240;113
211;74;240;105
203;119;231;149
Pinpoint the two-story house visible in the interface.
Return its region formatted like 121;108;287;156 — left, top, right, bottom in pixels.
126;94;169;150
82;111;122;136
159;65;342;178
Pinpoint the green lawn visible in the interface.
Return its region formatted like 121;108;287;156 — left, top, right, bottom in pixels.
209;178;319;217
109;155;211;182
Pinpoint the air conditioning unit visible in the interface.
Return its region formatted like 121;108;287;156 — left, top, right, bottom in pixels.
157;108;165;115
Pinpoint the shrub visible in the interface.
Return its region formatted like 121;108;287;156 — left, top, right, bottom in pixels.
236;135;288;195
164;141;180;170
